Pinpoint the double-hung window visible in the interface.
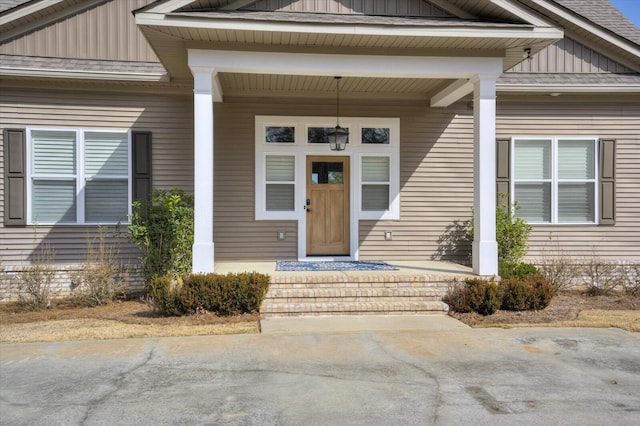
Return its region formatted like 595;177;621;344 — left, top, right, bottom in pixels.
29;128;130;224
513;137;597;224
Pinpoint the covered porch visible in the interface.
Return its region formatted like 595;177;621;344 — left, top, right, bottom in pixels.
134;1;564;278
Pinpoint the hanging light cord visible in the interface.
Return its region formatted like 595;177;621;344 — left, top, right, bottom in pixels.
335;76;341;127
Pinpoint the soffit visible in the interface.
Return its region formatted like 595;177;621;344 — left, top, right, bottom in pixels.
218;73;453;99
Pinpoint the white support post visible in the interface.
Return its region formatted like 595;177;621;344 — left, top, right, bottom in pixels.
472;75;499;276
192;69;216;273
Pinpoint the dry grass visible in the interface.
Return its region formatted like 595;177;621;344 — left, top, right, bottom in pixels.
0;298;260;344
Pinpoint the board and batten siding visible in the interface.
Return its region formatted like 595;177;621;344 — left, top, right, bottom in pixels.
0;87;193;265
507;37;633;73
0;0;159;63
245;0;452;16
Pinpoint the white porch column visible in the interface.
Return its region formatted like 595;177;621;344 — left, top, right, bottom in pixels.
472;75;499;276
192;69;216;273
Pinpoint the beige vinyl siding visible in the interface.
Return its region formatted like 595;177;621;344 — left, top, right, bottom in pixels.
508;37;633;73
2;91;639;266
0;0;159;63
0;87;193;265
246;0;452;16
496;97;640;262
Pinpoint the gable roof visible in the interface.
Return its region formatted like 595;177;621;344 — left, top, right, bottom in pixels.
554;0;640;46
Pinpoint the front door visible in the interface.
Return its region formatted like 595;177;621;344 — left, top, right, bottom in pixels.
306;156;350;256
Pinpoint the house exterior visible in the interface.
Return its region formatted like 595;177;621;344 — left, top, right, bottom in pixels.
1;0;639;297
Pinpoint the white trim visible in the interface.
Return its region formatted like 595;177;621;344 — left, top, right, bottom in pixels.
489;0;554;28
0;67;169;82
189;49;505;80
511;136;599;225
498;84;640;93
220;0;259;10
0;0;111;43
427;0;477;19
255;116;400;261
430;79;474;107
25;126;131;226
141;13;563;40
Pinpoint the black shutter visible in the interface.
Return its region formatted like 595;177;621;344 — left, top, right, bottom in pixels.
3;129;27;226
132;131;152;203
496;138;510;209
599;139;616;225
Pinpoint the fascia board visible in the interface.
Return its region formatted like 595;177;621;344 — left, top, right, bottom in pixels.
135;0;198;14
489;0;556;27
1;0;108;43
497;84;640;93
0;0;65;25
137;12;563;40
0;67;169;82
187;49;504;79
526;0;640;59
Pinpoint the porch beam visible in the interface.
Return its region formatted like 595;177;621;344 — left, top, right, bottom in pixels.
472;74;499;276
191;68;216;273
188;49;504;80
430;78;473;107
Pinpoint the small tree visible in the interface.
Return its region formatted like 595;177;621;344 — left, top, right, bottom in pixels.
129;189;194;282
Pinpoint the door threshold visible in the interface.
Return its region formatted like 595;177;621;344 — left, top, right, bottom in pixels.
298;256;354;262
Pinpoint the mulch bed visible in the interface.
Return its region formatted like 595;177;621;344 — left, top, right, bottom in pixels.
449;290;640;326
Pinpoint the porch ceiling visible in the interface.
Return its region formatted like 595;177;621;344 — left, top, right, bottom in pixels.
217;73;454;99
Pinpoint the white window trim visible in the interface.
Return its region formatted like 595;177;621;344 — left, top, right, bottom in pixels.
255;116;400;260
511;136;599;225
26;127;132;225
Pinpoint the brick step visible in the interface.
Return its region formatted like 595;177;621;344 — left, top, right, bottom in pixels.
266;287;444;302
260;301;449;317
268;281;451;291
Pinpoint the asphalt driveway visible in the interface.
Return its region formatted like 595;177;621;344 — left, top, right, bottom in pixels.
1;326;639;425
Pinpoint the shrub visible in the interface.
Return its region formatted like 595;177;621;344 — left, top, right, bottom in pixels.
70;229;128;307
181;272;271;316
129;189;194;282
150;272;270;316
17;243;56;310
500;275;553;311
622;263;640;296
538;247;578;294
444;278;502;316
149;274;183;316
499;261;539;280
581;256;624;296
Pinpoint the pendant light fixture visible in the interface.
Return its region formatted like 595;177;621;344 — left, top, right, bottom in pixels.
328;76;348;151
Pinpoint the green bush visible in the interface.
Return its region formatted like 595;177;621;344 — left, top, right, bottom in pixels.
445;278;502;316
150;272;270;316
499;261;540;279
149;274;183;316
129;189;194;282
500;275;554;311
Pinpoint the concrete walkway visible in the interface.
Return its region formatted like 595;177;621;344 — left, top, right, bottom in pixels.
260;314;469;334
1;327;639;425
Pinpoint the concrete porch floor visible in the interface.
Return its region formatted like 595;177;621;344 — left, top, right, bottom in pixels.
213;259;474;279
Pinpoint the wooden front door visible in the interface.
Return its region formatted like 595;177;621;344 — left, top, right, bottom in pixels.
306;156;350;256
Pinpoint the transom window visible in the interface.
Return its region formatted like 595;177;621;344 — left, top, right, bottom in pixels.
28;128;130;224
512;137;597;224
